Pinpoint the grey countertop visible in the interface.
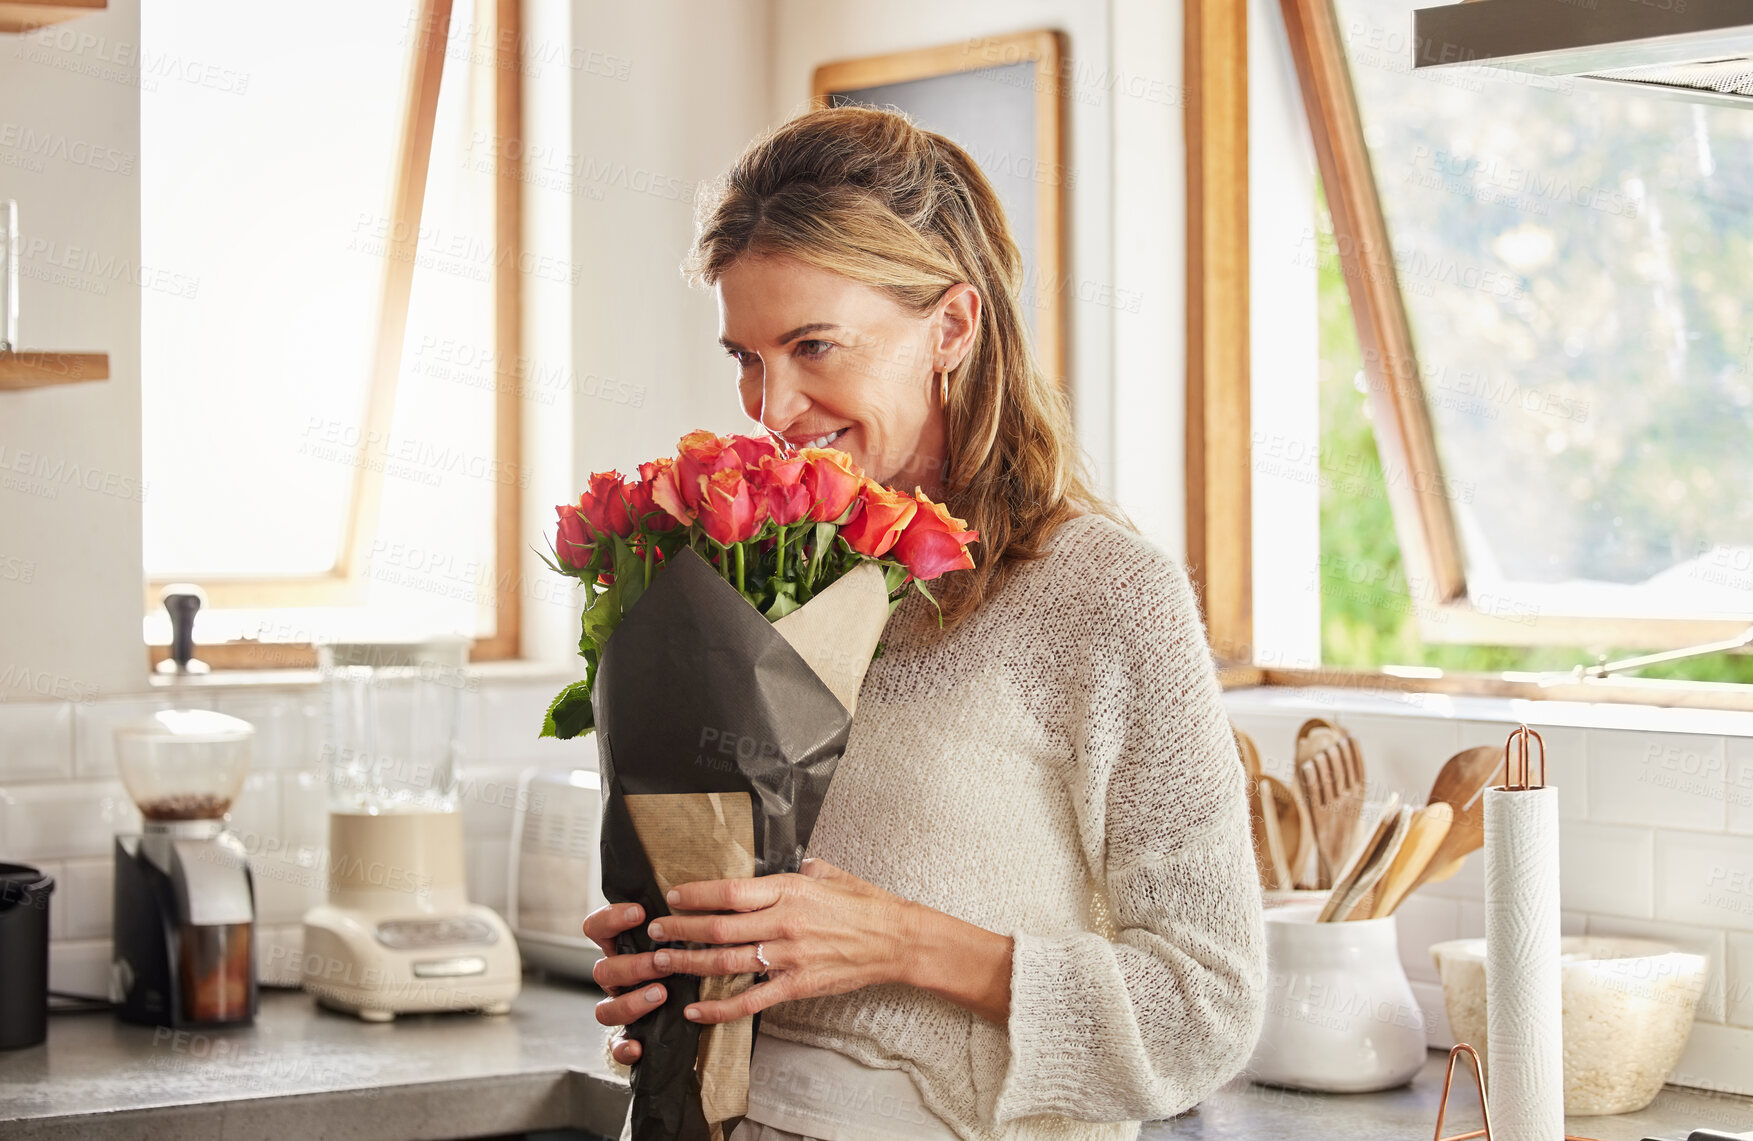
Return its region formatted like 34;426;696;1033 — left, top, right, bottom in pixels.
1151;1054;1753;1141
3;976;1749;1141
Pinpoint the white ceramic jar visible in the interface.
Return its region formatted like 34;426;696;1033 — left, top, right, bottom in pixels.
1247;901;1428;1093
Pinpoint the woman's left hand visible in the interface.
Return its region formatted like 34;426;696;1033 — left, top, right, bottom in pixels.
644;857;915;1025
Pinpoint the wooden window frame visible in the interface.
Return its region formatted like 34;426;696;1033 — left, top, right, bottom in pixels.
144;0;524;669
811;29;1069;388
1188;0;1753;708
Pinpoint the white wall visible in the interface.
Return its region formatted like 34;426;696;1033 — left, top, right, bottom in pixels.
564;0;771;487
769;0;1189;556
0;0;146;701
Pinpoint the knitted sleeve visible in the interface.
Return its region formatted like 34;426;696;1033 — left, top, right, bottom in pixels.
985;546;1267;1125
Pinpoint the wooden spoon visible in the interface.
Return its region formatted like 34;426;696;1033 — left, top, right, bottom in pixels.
1259;775;1308;889
1318;795;1407;922
1370;801;1453;917
1247;775;1278;889
1407;746;1504;896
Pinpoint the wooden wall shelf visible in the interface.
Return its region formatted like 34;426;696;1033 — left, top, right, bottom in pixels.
0;0;106;34
0;351;109;389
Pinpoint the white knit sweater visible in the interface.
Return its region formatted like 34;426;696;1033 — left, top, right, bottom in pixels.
753;511;1268;1140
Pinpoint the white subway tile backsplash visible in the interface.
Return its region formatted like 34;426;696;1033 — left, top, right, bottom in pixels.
226;771;281;854
1409;979;1452;1049
1669;1021;1753;1098
1457;721;1586;820
1391;894;1458;984
1586;914;1728;1023
280;770;328;852
1588;729;1727;832
0;701;73;781
0;780;140;860
256;922;306;987
478;682;577;768
1729;933;1753;1029
72;694;219;780
1559;822;1653;919
1728;734;1753;837
59;857;112;942
212;689;316;772
250;845;326;926
48;938;111;999
466;838;510;915
1655;829;1753;934
1329;713;1462;810
461;765;531;841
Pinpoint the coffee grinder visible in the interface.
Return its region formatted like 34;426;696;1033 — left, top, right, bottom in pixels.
111;709;258;1028
300;637;520;1021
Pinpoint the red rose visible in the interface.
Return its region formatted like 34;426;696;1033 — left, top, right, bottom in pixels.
554;504;593;570
629;459;684;530
675;430;745;512
748;454;811;527
839;480;918;558
697;468;762;545
892;493;978;580
793;447;864;523
577;470;633;538
726;433;783;467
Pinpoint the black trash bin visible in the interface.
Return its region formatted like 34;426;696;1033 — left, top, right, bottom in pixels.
0;863;54;1050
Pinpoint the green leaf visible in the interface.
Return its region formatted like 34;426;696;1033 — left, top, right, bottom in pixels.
541;672;596;739
763;580;801;620
612;533;645;616
579;575;621;658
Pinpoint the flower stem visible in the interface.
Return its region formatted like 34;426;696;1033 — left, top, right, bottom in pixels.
735;542;746;595
775;525;786;581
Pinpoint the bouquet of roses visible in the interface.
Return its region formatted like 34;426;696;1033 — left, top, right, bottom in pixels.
538;429;977;1141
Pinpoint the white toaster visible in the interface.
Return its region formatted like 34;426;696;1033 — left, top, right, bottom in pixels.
507;758;610;980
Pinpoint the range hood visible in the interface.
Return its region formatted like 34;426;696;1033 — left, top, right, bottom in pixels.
1412;0;1753;107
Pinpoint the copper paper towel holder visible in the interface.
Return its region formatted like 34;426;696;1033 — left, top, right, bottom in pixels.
1430;724;1603;1141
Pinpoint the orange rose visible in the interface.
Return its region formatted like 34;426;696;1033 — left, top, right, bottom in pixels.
697;468;763;545
632;458;686;529
839;480;918;558
747;454;811;527
891;492;978;580
674;430;744;512
793;447;864;523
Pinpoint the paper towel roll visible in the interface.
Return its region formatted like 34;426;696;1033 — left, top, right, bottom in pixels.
1484;784;1564;1141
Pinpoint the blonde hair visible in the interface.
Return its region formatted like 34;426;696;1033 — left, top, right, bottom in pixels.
685;105;1128;631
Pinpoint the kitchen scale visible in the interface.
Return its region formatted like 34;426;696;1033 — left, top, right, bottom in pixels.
300;636;520;1021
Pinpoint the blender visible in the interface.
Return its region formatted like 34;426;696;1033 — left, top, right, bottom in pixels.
111;709;257;1028
300;636;520;1021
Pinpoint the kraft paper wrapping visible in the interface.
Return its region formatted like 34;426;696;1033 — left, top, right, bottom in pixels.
624;792;757;1140
1483;785;1564;1141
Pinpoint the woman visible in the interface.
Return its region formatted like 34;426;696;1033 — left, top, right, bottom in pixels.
587;106;1266;1141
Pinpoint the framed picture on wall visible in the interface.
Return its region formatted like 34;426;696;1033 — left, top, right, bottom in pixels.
812;30;1069;387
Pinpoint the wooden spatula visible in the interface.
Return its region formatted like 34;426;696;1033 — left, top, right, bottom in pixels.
1318;794;1406;922
1296;741;1368;889
1406;746;1503;896
1370;801;1453;917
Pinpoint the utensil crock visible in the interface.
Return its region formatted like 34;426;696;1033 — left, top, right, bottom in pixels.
1247;901;1426;1093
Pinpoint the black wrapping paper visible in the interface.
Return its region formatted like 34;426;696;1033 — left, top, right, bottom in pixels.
594;546;857;1141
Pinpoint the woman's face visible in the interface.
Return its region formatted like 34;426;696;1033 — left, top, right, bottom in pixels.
716;254;977;498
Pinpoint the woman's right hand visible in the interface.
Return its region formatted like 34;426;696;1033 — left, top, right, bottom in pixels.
586;902;671;1066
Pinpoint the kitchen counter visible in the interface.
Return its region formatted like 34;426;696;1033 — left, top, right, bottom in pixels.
0;975;630;1140
3;976;1750;1141
1151;1054;1753;1141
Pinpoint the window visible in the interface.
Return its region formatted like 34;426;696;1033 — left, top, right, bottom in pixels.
1267;0;1753;687
140;0;523;664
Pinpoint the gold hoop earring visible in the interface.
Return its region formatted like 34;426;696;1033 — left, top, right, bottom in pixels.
938;369;949;405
